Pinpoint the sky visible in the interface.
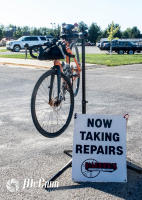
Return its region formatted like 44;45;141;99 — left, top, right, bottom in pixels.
0;0;142;32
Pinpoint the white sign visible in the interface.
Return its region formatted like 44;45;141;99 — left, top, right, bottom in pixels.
72;114;127;182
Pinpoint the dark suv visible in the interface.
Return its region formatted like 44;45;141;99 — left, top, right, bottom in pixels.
99;40;142;54
6;36;47;52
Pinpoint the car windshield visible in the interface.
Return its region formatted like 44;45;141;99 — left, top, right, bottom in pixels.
130;42;135;45
17;36;25;41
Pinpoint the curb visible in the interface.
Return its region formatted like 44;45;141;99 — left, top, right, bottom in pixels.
0;61;51;69
0;60;99;70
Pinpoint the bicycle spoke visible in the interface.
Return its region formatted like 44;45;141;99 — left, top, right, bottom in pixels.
31;70;74;136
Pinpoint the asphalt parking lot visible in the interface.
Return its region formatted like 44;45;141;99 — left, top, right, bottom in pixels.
0;63;142;200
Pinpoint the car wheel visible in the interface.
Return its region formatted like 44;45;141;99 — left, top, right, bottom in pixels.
13;45;21;52
128;50;134;55
118;50;124;55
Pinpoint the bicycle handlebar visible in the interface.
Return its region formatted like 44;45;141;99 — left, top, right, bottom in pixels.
29;31;88;59
35;31;88;49
60;31;88;40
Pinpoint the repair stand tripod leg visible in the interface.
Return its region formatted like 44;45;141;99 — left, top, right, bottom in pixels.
127;158;142;174
47;159;72;183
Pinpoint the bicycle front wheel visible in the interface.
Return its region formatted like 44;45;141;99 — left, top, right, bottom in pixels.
31;69;74;137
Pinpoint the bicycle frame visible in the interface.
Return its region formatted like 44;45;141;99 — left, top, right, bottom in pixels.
65;41;81;74
49;41;81;103
53;41;81;74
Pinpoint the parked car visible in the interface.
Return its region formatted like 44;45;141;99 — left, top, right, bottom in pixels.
85;42;95;46
6;36;47;52
99;41;109;49
0;38;8;47
99;40;142;54
96;42;100;47
46;35;54;42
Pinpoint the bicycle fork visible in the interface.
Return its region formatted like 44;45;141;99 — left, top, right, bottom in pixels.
49;66;62;107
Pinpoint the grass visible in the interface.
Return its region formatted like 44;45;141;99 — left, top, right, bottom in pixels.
85;54;142;66
0;52;142;66
0;48;8;52
0;54;32;59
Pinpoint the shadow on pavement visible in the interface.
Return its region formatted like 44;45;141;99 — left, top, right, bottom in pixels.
45;169;142;199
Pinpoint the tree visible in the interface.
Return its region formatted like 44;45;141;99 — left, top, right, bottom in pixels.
111;24;122;38
22;26;30;36
0;25;5;40
122;27;141;38
95;23;122;40
101;29;108;39
122;29;129;38
13;27;22;39
30;27;41;36
78;21;88;32
0;28;3;40
88;23;101;44
107;21;120;54
131;27;141;38
40;27;49;35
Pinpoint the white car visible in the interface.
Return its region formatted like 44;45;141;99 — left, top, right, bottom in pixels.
6;36;47;52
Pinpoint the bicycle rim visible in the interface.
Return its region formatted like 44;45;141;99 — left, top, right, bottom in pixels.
31;69;74;137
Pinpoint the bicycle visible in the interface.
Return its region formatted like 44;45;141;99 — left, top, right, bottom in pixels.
30;24;82;138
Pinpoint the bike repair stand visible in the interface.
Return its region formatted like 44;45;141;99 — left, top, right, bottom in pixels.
24;44;28;59
46;34;142;186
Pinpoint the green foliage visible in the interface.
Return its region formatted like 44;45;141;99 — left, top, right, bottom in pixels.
0;29;3;40
13;27;22;38
78;21;88;32
107;22;120;54
122;27;141;38
22;26;30;36
107;22;120;41
0;25;56;39
88;23;101;44
107;23;122;38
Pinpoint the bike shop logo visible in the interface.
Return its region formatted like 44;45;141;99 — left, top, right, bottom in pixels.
81;159;117;178
6;179;19;193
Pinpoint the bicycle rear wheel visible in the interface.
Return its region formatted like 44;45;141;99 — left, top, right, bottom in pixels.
31;69;74;137
70;42;80;97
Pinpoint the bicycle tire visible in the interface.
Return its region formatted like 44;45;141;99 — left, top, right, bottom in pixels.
29;45;40;59
31;69;74;138
70;42;80;97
